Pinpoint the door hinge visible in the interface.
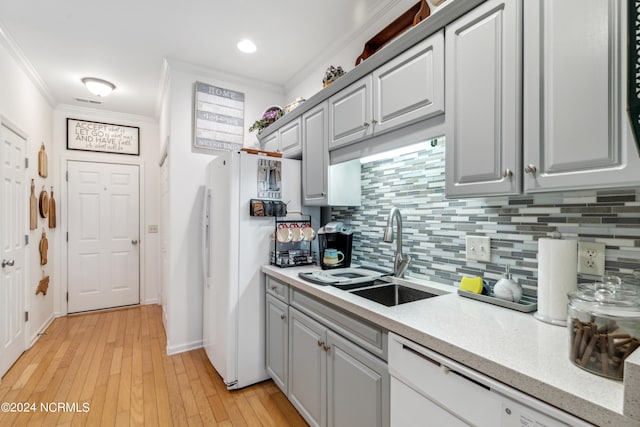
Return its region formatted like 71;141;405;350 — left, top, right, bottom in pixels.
66;171;69;181
25;234;29;245
66;232;69;242
66;292;69;302
25;158;29;169
25;311;28;322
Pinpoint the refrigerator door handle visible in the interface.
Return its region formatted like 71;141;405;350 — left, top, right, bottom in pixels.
201;187;211;287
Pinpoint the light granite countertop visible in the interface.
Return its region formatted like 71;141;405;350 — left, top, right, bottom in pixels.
262;265;640;427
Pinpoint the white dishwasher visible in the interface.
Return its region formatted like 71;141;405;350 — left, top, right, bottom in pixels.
389;333;593;427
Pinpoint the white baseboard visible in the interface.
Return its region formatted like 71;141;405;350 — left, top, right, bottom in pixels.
166;339;203;356
143;298;159;305
28;313;57;348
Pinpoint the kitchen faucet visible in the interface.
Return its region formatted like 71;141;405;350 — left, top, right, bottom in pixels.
383;207;412;278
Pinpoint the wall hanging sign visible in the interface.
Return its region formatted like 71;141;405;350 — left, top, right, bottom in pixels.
193;81;245;151
67;118;140;155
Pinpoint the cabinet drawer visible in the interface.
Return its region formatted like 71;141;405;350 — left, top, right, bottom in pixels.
291;288;387;360
266;277;289;303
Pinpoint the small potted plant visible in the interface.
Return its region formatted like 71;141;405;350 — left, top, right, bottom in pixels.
249;106;284;133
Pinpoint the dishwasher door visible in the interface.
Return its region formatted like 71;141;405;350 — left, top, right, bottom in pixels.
388;333;593;427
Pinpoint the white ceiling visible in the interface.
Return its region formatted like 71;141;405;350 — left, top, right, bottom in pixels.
0;0;393;118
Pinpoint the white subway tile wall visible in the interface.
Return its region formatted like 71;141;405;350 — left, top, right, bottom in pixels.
331;145;640;296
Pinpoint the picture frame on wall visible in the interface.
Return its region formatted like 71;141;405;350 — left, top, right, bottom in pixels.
67;118;140;155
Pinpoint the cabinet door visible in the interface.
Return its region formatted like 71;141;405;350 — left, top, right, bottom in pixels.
280;118;302;159
302;102;329;206
328;75;373;150
260;131;280;153
372;30;444;136
326;331;389;427
266;294;288;394
445;0;522;197
289;308;327;427
523;0;640;192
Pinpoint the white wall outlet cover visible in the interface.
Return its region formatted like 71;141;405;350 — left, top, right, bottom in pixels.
577;241;605;276
466;236;491;262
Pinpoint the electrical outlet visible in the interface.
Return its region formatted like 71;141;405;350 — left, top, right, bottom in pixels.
466;236;491;262
148;224;158;233
577;241;605;276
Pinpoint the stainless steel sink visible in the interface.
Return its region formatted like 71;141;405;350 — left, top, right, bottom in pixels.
348;283;439;306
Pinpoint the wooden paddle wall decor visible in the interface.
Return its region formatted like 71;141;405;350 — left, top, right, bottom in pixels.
49;187;56;228
38;143;48;178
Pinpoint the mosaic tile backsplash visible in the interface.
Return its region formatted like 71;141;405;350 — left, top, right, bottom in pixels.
331;143;640;296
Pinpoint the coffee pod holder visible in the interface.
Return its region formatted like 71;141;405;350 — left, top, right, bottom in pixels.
271;214;315;268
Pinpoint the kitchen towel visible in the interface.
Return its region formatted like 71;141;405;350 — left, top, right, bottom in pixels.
535;238;577;326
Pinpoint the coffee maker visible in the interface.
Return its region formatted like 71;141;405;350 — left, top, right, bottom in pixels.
317;222;354;269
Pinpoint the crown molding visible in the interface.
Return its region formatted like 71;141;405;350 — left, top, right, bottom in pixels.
0;19;56;107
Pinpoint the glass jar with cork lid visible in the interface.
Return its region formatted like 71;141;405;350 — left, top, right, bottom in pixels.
567;276;640;380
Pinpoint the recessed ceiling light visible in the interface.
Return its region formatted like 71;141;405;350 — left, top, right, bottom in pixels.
81;77;116;97
237;39;257;54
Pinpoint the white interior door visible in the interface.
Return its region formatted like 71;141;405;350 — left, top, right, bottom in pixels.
67;161;140;313
0;123;26;378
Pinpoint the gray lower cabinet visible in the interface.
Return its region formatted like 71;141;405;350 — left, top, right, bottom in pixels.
326;330;389;427
264;276;389;427
266;294;288;394
288;307;389;427
289;307;327;427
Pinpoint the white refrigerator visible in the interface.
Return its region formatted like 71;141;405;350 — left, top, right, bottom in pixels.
202;150;302;389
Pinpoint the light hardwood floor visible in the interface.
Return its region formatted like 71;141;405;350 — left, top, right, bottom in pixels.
0;305;307;426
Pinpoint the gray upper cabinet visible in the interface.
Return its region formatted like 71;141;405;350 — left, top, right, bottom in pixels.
523;0;640;192
260;131;279;153
444;0;522;197
328;31;444;152
302;102;330;205
372;29;444;137
280;117;302;159
328;75;373;150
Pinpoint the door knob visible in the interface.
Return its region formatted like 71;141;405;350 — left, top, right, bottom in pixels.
1;259;14;268
131;239;138;245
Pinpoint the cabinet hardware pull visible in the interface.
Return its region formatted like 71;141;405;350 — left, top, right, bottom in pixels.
271;285;278;291
323;344;331;352
502;169;513;178
280;314;286;320
363;122;370;128
317;339;324;347
524;164;537;174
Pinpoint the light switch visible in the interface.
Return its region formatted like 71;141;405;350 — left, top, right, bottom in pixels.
466;236;491;262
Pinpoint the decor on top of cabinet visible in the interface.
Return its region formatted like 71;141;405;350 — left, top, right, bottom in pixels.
38;143;48;178
322;66;345;87
36;270;49;296
29;179;37;230
48;187;56;228
249;106;284;134
355;0;430;65
284;97;305;114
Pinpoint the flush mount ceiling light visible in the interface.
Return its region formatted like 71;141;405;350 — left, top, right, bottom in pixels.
237;39;257;54
81;77;116;97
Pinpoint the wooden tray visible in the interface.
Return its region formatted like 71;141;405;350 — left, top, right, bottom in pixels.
241;148;283;158
355;0;430;65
